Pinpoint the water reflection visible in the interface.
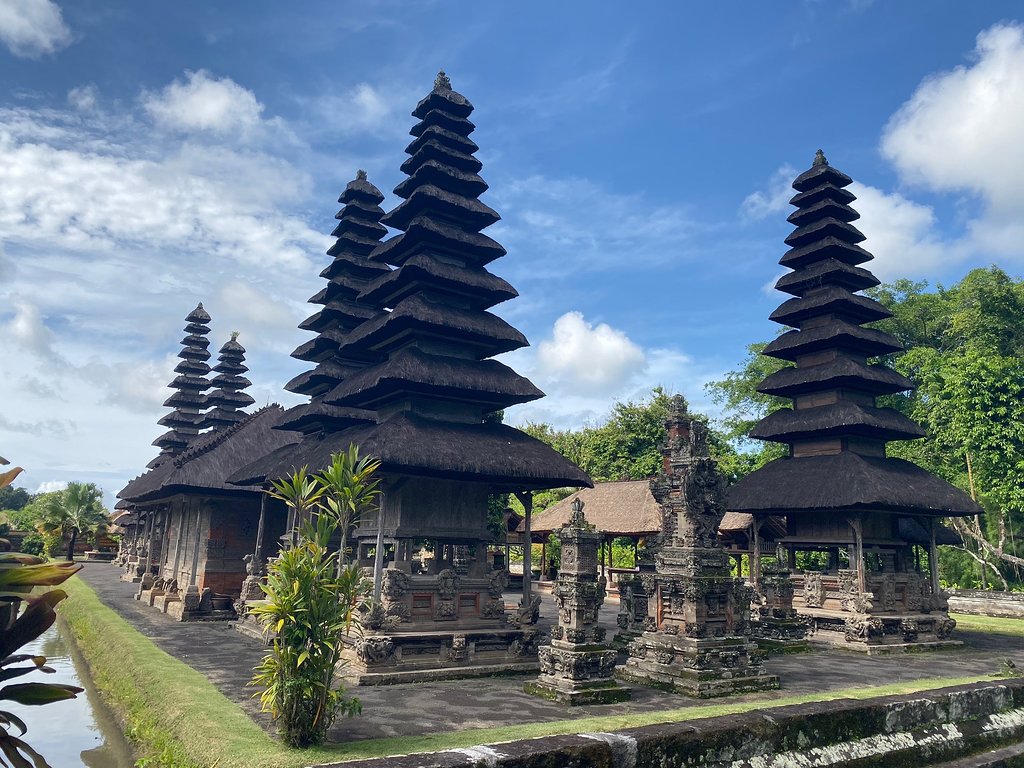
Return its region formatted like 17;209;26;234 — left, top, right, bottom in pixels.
6;622;133;768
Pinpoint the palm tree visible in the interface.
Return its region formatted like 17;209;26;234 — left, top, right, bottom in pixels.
37;482;108;561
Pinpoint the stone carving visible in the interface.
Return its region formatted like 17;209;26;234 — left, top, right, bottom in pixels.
803;572;825;608
487;568;509;598
517;593;541;626
433;600;457;621
436;569;459;599
356;637;395;665
905;573;925;612
446;634;469;662
618;398;778;697
524;498;630;704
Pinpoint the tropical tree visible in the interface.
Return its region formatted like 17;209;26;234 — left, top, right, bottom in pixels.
317;446;381;572
36;483;108;561
266;467;325;549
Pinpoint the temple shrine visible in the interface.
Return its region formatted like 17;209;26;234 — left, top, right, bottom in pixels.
726;151;982;653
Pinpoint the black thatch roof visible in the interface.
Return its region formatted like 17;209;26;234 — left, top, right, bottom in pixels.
358;254;517;310
119;405;299;503
323;347;543;411
229;411;592;492
770;285;892;326
749;402;926;443
201;334;255;430
152;303;213;458
727;453;981;517
274;402;374;435
775;258;879;297
757;357;914;397
763;319;903;362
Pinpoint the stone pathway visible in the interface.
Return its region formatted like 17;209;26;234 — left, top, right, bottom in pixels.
75;562;1024;744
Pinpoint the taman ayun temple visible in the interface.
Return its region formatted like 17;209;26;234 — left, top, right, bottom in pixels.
727;151;981;653
230;72;591;682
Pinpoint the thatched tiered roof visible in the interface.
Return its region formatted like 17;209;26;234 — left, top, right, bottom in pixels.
201;332;255;430
120;406;299;503
231;73;590;493
149;303;212;466
727;152;979;518
279;171;389;436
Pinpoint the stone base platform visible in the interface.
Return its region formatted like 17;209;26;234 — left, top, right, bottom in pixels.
233;605;276;644
523;678;631;705
617;635;780;698
751;616;810;654
804;609;962;655
340;628;542;686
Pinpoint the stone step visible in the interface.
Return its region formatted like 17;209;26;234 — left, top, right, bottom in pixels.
926;742;1024;768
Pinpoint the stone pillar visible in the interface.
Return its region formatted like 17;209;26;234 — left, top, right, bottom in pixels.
618;396;778;697
182;500;204;613
238;494;268;607
138;509;159;594
169;498;187;594
750;559;808;653
526;498;629;705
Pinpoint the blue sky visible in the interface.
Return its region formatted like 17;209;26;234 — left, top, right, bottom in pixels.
1;1;1023;505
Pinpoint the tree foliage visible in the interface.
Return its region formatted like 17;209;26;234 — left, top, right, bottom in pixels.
34;483;109;561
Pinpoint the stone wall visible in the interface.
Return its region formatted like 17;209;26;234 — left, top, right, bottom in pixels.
949;589;1024;619
317;680;1024;768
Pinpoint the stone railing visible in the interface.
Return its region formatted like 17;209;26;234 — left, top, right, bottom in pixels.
949;589;1024;619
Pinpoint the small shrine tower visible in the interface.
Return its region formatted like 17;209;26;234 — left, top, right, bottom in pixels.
202;332;255;431
727;152;981;652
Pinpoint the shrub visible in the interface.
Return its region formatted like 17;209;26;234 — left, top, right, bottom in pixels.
250;516;365;747
19;533;44;556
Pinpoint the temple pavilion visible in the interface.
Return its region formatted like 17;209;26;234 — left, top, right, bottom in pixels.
726;151;981;653
231;72;591;683
118;308;296;619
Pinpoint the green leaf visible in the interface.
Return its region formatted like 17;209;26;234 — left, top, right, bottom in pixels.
0;682;82;706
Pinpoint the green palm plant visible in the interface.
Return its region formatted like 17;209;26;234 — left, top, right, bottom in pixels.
250;513;366;748
317;446;381;573
36;482;108;561
0;457;83;768
267;466;326;548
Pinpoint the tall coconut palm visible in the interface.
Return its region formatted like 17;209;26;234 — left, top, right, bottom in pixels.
37;482;108;561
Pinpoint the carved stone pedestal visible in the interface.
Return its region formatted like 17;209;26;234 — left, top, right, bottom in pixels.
617;399;779;698
612;570;652;651
794;570;961;655
750;564;808;653
525;498;630;705
165;585;235;622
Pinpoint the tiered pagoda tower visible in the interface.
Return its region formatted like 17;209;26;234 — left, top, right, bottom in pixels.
201;332;255;431
230;72;591;682
277;171;390;436
727;151;981;653
151;304;213;467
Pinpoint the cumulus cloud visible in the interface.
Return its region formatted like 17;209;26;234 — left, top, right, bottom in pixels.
881;22;1024;264
143;70;265;135
0;0;71;58
536;311;647;396
310;81;420;139
741;164;797;220
34;480;68;494
4;301;57;358
67;83;99;112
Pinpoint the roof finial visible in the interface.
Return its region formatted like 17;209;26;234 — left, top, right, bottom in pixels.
230;330;240;341
356;169;367;181
813;149;828;167
196;301;204;309
434;70;452;91
569;496;587;528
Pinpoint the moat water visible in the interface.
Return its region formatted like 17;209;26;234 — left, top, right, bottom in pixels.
8;622;134;768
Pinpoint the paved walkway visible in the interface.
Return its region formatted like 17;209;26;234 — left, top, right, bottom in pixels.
75;562;1024;744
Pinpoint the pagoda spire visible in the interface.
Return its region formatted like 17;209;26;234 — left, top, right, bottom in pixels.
277;170;391;435
151;303;213;465
201;332;255;431
750;152;924;456
322;72;539;419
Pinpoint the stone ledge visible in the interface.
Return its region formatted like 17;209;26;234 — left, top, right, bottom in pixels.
310;679;1024;768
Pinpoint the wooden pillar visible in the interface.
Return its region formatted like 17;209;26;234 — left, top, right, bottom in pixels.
515;491;533;606
188;500;203;588
851;515;866;593
253;492;268;562
540;539;547;581
170;497;187;582
142;510;157;574
928;518;940;594
751;517;762;589
632;537;638;568
372;486;387;603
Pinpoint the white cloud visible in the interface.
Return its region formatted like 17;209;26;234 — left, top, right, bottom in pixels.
34;480;68;494
67;83;98;112
143;70;265;135
0;0;71;58
4;301;56;358
310;81;420;139
742;164;797;221
536;311;646;396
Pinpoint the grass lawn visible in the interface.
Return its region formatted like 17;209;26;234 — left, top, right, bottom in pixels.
59;576;1009;768
951;612;1024;637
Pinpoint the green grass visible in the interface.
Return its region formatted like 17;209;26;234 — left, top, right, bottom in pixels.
951;612;1024;637
59;576;1007;768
